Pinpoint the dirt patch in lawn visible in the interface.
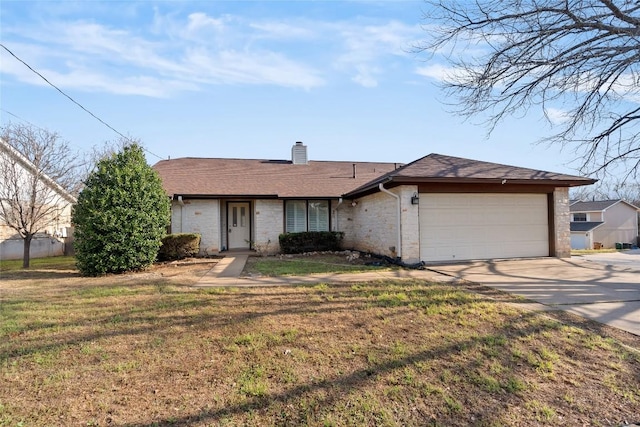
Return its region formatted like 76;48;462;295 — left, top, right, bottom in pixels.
1;267;639;426
0;257;217;293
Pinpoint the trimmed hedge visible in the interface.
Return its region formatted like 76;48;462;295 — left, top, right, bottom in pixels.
158;233;201;261
279;231;344;254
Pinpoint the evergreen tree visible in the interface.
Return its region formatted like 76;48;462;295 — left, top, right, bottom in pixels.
73;144;169;276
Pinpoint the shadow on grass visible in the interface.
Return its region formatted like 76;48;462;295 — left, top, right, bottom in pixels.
115;306;628;427
1;281;498;359
0;269;82;281
3;278;639;426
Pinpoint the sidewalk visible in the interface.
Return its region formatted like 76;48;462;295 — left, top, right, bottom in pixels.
194;255;455;287
193;255;640;336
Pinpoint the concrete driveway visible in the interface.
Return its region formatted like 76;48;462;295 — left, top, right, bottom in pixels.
577;249;640;270
429;257;640;336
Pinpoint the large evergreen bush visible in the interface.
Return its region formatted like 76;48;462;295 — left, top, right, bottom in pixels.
72;144;170;276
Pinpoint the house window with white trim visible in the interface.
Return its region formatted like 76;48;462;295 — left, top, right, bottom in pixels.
572;213;587;222
285;200;330;232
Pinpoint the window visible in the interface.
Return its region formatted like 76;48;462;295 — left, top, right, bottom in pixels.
308;201;329;231
286;200;307;232
573;213;587;222
285;200;330;232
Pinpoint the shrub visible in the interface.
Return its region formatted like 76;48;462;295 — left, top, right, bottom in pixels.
158;233;201;261
279;231;344;254
72;144;170;276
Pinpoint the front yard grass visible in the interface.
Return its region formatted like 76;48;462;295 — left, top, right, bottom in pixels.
243;253;396;276
570;249;620;255
1;260;639;426
0;255;76;272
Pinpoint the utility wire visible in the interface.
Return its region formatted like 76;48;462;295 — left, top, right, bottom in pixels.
0;108;47;131
2;108;103;157
0;43;165;161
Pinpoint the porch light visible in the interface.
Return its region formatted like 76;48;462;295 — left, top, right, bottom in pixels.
411;192;419;205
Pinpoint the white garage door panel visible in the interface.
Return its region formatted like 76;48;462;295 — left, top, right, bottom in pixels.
570;233;588;250
420;193;549;262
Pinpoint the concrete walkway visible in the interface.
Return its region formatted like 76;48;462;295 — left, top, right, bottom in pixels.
204;254;250;278
197;254;639;336
196;255;453;287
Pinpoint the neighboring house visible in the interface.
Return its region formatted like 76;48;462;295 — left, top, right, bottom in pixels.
0;138;75;260
153;142;595;263
569;200;640;249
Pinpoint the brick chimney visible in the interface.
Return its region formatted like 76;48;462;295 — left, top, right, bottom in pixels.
291;141;308;165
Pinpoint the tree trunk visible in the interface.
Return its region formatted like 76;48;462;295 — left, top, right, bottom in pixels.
22;235;33;269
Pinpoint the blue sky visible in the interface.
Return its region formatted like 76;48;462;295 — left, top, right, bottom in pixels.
1;0;580;173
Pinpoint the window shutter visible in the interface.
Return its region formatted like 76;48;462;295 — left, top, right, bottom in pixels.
286;201;307;232
308;200;329;232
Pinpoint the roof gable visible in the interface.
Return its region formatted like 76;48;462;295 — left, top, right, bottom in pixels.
0;138;76;204
345;153;595;197
570;199;640;212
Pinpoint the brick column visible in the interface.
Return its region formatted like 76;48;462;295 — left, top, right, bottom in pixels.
553;187;571;258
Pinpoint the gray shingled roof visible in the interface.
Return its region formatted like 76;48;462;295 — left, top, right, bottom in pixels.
153;157;400;199
570;200;639;212
344;153;596;197
570;221;604;232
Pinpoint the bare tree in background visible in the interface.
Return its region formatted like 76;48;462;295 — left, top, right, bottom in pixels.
420;0;640;180
79;137;132;180
0;123;81;268
571;179;640;205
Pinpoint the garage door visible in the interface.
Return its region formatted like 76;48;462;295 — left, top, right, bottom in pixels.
420;193;549;262
570;233;588;250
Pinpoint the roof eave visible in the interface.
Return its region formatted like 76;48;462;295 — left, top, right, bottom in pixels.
343;176;596;198
391;177;597;186
170;194;342;200
570;222;605;232
603;200;640;211
1;138;78;203
171;194;280;200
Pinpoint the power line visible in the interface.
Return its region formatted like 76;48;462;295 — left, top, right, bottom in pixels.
0;108;47;131
0;43;165;161
2;108;101;156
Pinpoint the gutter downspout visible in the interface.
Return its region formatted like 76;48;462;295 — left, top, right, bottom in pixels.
378;183;402;259
177;195;185;233
335;198;343;231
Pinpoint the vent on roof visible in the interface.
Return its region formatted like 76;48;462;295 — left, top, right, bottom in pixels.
262;159;291;164
292;141;308;165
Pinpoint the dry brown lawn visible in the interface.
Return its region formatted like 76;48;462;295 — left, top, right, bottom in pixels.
1;259;639;426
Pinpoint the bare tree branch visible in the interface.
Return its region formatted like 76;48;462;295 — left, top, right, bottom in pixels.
419;0;640;179
0;123;81;267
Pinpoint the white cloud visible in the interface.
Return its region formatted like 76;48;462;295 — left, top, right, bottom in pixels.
333;20;422;87
187;12;226;32
249;22;315;40
544;108;571;125
415;64;453;82
351;65;380;88
184;48;324;89
1;8;426;95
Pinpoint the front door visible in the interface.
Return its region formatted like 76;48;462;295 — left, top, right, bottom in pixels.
227;202;251;249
